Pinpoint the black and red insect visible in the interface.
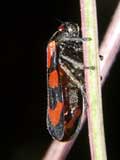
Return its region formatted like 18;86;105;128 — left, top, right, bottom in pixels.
46;22;88;141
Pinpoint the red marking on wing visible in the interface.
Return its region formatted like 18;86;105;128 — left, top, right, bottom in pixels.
47;41;56;69
64;108;81;130
48;101;64;126
58;24;64;31
48;70;59;88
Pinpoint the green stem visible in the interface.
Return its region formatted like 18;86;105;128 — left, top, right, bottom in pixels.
80;0;107;160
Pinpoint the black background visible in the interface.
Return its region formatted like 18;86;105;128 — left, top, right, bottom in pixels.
0;0;120;159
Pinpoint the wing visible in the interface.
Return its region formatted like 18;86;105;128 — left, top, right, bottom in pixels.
47;41;64;140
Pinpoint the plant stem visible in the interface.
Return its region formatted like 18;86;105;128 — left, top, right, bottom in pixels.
100;1;120;84
80;0;107;159
42;140;74;160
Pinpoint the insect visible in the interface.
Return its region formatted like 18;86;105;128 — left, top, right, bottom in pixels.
46;22;89;141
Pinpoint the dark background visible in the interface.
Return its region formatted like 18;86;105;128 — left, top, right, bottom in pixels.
0;0;120;159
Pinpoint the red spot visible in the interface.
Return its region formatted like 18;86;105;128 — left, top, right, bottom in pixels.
47;41;56;68
58;24;64;31
49;70;59;88
48;101;63;126
64;108;81;130
59;65;64;76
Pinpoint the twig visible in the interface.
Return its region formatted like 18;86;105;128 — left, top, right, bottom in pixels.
42;140;74;160
100;1;120;84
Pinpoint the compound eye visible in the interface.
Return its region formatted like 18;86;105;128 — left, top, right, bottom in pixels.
58;24;65;31
68;26;73;33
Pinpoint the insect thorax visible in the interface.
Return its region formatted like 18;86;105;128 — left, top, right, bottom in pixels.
57;40;84;86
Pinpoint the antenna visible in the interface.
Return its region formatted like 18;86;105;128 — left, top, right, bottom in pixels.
55;18;64;24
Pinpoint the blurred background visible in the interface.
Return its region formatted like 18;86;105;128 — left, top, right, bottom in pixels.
0;0;120;159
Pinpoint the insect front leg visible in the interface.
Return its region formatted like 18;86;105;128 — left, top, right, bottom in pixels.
80;85;88;110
